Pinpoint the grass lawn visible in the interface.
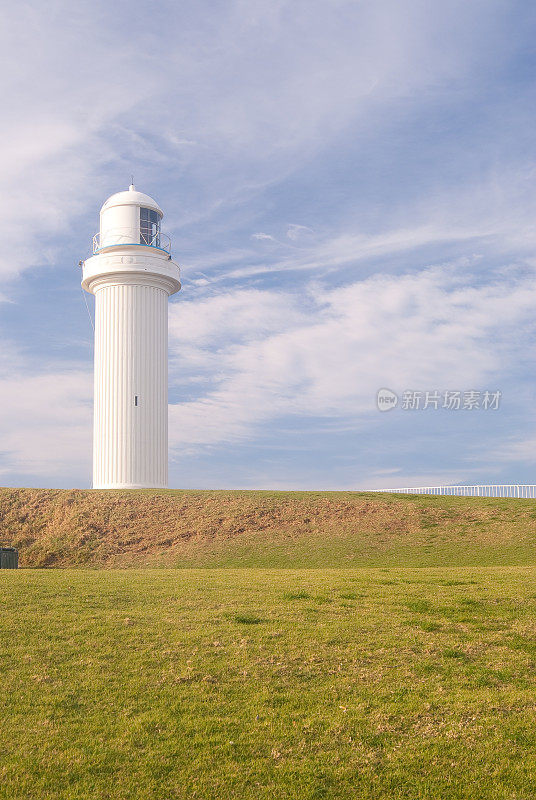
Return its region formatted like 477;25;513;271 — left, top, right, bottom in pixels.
1;567;536;799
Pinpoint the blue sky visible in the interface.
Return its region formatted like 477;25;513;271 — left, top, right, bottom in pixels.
2;0;536;489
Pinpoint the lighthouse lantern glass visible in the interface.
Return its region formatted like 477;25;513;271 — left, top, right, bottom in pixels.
140;207;161;248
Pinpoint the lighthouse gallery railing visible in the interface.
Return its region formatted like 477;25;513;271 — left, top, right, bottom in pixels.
93;228;171;255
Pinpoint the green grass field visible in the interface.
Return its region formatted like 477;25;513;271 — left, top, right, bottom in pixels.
2;565;536;799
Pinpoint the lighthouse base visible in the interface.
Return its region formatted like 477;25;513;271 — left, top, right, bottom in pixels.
92;482;168;490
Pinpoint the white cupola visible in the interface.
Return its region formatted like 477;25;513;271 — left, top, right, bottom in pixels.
97;184;167;253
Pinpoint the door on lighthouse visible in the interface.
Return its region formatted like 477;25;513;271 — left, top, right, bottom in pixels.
140;207;160;248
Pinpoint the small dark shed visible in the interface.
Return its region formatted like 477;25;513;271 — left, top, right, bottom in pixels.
0;547;18;569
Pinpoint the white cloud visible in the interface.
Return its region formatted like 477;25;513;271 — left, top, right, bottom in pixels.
0;3;160;281
492;435;536;465
220;163;536;282
169;288;301;348
0;344;92;480
1;0;519;282
169;263;536;450
251;233;275;241
286;224;315;241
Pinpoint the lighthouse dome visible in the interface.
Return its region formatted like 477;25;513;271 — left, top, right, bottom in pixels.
101;184;163;216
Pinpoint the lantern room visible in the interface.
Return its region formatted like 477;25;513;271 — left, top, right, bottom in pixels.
93;184;170;254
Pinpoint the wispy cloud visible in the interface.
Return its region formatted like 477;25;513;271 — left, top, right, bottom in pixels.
168;261;536;452
0;346;92;482
251;233;275;241
286;225;315;242
3;0;525;281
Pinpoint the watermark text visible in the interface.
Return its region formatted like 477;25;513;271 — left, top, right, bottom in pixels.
376;389;501;412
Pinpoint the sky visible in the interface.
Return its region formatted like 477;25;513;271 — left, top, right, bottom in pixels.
2;0;536;490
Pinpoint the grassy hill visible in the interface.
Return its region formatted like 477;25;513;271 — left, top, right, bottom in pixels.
1;487;535;568
3;489;536;798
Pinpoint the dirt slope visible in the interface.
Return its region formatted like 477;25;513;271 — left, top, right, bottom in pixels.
0;488;535;568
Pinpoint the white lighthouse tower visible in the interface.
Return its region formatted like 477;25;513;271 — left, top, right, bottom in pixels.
82;185;180;489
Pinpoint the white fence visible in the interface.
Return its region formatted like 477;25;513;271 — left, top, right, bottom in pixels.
369;485;536;498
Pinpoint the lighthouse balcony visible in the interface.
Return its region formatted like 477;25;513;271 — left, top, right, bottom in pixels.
93;228;171;255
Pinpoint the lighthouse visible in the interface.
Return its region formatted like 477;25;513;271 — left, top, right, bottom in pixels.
82;185;181;489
